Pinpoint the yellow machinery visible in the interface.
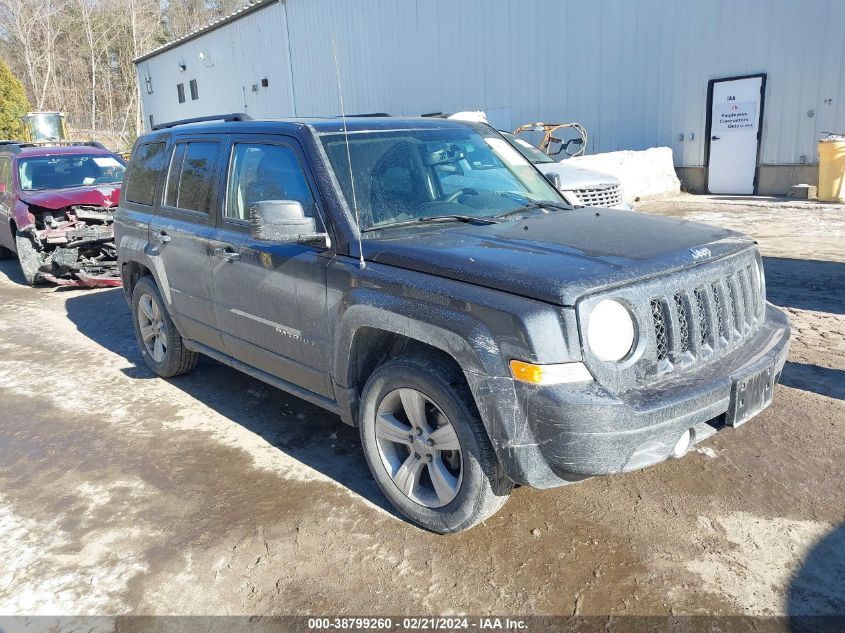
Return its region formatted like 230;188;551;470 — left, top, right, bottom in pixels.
512;122;588;158
21;112;70;143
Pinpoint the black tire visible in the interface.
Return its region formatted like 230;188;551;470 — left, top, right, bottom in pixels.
15;230;43;285
131;276;199;378
359;354;512;533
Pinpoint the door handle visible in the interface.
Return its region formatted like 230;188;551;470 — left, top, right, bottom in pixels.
711;135;721;141
154;231;171;244
214;246;240;262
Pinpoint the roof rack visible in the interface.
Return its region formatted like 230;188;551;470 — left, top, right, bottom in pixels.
0;140;106;151
153;113;252;131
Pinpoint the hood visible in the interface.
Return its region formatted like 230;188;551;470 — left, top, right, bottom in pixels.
534;161;620;190
21;185;121;210
362;209;753;306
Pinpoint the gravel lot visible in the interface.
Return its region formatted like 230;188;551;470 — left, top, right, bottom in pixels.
0;195;843;617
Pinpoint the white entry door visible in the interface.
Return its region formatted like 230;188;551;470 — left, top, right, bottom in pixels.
707;75;765;194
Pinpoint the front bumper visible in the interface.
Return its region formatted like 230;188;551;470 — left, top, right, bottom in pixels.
41;270;122;287
475;303;790;487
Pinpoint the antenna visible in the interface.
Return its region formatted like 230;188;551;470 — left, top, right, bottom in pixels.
332;34;366;270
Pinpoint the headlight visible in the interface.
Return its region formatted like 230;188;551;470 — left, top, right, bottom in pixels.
587;299;636;362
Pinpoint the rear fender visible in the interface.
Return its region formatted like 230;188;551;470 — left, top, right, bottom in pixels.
115;209;161;302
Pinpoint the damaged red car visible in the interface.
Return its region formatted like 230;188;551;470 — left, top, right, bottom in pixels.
0;142;125;287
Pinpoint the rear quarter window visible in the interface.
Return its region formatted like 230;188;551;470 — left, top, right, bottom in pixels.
0;156;11;191
124;142;167;206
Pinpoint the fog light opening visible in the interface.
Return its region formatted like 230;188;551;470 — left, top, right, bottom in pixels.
672;429;695;458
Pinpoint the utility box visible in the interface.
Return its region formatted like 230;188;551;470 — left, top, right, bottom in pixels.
818;137;845;202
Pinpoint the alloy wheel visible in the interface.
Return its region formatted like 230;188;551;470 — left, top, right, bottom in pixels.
374;388;463;508
137;293;167;363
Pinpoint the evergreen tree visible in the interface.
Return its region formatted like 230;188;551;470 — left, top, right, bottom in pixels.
0;58;31;140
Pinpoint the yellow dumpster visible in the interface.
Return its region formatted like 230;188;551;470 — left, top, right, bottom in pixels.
818;136;845;202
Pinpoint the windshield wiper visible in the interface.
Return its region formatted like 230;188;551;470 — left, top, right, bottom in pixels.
490;201;572;221
361;215;499;232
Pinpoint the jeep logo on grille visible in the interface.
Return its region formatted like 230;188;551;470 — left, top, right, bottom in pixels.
690;247;712;260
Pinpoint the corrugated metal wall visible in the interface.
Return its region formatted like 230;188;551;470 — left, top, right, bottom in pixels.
138;0;845;167
135;1;296;127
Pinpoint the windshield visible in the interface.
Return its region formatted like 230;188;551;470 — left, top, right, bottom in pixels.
320;125;563;232
18;154;126;191
501;132;555;164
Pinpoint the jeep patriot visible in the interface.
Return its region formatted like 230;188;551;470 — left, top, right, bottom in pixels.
114;114;790;533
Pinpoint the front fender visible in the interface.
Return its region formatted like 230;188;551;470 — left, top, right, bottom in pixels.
13;201;35;232
332;290;509;387
330;280;568;486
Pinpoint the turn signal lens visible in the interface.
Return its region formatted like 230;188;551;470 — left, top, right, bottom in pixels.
509;360;594;385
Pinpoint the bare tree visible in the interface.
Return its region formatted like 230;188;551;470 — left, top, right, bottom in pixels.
0;0;69;109
0;0;243;149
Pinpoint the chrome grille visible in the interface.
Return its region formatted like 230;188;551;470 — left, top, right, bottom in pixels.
727;281;739;333
712;283;726;340
694;288;709;347
674;293;690;353
573;184;622;208
738;267;754;324
580;249;766;393
646;264;764;375
747;265;760;316
651;299;668;361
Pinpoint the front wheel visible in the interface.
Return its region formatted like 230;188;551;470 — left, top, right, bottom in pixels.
15;231;43;285
359;355;512;533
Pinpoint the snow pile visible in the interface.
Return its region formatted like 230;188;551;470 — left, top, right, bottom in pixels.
566;147;681;202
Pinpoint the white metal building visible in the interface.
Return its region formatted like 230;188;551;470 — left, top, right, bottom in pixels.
135;0;845;195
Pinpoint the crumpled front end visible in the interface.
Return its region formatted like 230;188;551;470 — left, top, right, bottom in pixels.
20;204;121;287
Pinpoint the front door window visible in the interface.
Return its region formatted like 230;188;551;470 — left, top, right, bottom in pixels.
225;142;320;228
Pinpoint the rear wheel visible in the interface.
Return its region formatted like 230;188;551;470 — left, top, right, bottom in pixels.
359;354;512;533
131;276;199;377
15;231;43;285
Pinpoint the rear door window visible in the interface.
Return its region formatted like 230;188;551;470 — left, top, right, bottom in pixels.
124;142;167;205
163;141;220;214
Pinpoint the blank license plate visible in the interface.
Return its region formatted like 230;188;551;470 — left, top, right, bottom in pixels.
727;365;775;427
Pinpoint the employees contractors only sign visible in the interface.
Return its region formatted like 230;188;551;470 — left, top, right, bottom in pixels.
714;100;758;133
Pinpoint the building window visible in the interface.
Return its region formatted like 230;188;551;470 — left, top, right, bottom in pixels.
189;79;199;101
177;83;185;103
144;75;153;94
149;114;155;129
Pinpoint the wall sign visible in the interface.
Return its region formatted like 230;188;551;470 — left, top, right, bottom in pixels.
713;100;758;133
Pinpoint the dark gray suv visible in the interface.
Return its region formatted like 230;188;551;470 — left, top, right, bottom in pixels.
114;114;790;533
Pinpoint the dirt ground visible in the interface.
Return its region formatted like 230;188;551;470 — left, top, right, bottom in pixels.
0;194;843;618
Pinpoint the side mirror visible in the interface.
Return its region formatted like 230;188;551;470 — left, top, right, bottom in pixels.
249;200;329;247
545;172;562;189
